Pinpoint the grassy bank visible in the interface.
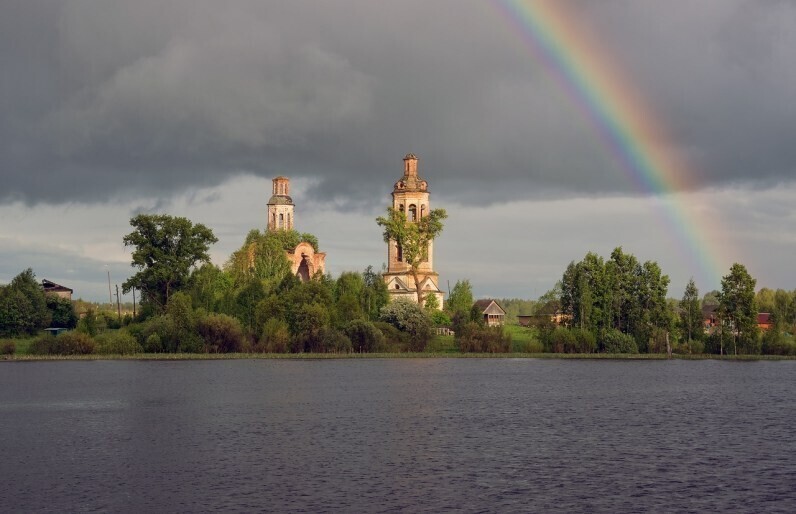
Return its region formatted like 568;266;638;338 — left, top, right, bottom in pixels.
4;352;795;362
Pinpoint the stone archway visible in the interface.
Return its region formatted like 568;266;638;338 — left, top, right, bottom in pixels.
296;254;311;282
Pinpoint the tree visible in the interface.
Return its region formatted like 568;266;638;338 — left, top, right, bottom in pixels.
680;278;702;345
718;263;758;355
379;298;433;351
424;292;440;311
361;266;389;321
376;206;447;305
46;295;78;329
446;279;474;317
0;269;51;336
122;214;217;313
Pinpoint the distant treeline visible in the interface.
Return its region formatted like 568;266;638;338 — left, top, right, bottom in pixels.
3;215;795;357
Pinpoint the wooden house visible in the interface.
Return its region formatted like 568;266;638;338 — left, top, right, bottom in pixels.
473;299;506;327
41;279;73;300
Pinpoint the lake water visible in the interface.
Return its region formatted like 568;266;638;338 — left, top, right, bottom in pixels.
1;359;795;512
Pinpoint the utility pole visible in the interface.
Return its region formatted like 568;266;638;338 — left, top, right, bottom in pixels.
132;287;136;319
114;284;121;321
107;270;112;308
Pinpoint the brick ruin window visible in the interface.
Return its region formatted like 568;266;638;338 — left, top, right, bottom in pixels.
409;204;417;222
279;213;284;228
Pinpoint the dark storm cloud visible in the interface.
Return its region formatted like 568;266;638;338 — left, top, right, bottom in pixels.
1;1;795;209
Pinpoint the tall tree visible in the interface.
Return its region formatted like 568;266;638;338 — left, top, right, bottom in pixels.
0;268;51;336
122;214;217;313
361;266;389;321
446;279;474;317
680;278;702;344
376;206;447;305
718;263;758;355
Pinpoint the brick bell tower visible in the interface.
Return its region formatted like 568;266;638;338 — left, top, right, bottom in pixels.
382;153;444;308
267;176;294;231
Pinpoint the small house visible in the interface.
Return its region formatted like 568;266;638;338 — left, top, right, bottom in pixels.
42;279;73;301
757;313;773;331
473;299;506;327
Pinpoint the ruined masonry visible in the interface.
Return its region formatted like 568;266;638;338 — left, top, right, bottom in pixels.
267;176;326;282
383;154;444;308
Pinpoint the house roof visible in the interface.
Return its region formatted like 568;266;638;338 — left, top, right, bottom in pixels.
757;313;772;324
473;299;506;315
42;279;73;293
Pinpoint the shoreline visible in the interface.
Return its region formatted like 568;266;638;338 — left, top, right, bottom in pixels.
3;352;794;362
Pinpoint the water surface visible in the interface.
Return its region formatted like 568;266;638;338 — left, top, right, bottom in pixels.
1;359;794;512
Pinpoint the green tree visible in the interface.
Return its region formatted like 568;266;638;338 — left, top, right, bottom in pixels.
718;263;759;355
424;292;440;311
680;278;702;346
376;206;447;305
122;214;217;313
46;295;78;329
446;279;474;317
0;269;51;336
379;298;433;351
361;266;389;321
187;263;233;313
225;229;292;289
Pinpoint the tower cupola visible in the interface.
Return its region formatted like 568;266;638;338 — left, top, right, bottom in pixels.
267;176;294;231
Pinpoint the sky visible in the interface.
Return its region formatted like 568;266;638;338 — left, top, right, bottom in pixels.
2;0;795;303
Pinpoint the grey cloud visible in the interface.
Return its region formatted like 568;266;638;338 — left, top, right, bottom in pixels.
2;1;795;210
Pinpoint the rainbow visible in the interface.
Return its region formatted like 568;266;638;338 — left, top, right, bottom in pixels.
493;0;729;289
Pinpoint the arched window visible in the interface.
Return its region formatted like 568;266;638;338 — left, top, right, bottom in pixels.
279;213;284;228
408;204;417;222
287;213;291;228
272;213;276;228
397;243;403;262
420;205;426;218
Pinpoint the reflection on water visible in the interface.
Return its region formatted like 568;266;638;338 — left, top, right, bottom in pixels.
1;359;795;512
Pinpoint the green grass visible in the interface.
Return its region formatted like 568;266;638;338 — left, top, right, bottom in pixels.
426;334;457;353
4;351;795;361
503;324;543;352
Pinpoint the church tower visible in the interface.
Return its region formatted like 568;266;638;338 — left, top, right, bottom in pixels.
264;175;326;282
267;176;294;231
383;154;444;308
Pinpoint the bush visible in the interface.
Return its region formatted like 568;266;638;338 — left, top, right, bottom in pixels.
517;339;544;353
601;329;639;354
95;330;143;355
547;327;575;353
319;327;352;353
345;320;386;353
380;299;433;352
197;313;244;353
456;322;511;353
293;326;351;353
373;321;407;351
430;310;451;327
762;330;796;355
1;340;15;355
29;332;95;355
258;318;291;353
141;316;177;352
571;328;597;353
144;333;163;353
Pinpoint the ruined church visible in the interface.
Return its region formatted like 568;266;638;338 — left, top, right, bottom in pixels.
382;154;445;308
267;176;326;281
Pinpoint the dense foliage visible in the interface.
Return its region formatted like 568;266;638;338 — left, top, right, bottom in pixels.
6;212;796;357
376;206;447;305
122;214;218;313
